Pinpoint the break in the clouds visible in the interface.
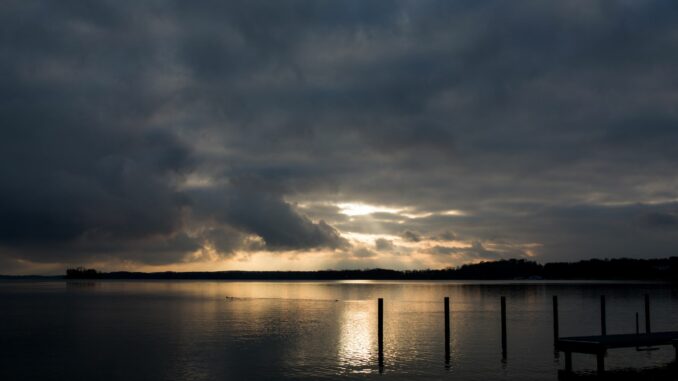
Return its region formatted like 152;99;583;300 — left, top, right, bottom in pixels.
2;0;678;274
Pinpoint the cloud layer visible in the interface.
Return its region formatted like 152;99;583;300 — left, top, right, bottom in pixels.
2;1;678;273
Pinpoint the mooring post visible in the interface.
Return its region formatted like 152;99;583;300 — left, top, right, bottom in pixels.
600;295;607;336
644;294;651;334
553;295;559;346
444;296;450;365
378;297;384;370
596;351;605;375
501;296;507;358
564;351;572;372
635;312;640;350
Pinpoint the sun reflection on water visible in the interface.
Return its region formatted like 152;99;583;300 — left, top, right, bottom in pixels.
338;301;375;374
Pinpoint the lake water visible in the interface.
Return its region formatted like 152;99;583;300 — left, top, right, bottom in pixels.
1;280;676;380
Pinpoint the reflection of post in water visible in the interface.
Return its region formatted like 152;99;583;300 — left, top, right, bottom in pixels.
645;294;651;334
552;295;559;358
501;296;507;360
600;295;607;336
378;298;384;373
444;296;450;368
635;311;640;350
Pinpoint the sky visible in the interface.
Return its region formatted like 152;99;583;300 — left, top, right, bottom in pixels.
2;0;678;274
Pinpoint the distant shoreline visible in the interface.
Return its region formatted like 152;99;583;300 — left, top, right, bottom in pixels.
0;277;672;284
2;257;676;282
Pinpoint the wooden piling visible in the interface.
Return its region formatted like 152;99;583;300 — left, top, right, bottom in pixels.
635;312;640;350
501;296;507;358
564;351;572;372
553;295;559;346
600;295;607;336
378;297;384;367
444;296;450;365
645;294;651;334
596;351;605;375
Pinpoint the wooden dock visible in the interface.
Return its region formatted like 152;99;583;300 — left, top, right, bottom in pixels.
374;294;676;376
556;332;678;374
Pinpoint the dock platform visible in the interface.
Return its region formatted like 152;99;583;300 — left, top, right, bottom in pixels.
555;332;678;374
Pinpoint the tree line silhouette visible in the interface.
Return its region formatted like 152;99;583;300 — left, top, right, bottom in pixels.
64;257;678;281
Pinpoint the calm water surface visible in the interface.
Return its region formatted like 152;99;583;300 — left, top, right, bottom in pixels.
1;280;677;380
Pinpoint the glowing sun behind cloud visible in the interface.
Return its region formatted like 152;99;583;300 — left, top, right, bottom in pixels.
337;203;402;217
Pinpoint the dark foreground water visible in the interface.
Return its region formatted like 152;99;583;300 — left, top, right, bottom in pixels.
1;280;677;380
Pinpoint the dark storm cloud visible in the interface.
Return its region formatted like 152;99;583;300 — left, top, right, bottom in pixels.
644;212;678;229
189;186;348;250
374;238;394;252
353;247;378;258
2;0;678;271
428;242;505;262
401;231;422;243
0;0;197;264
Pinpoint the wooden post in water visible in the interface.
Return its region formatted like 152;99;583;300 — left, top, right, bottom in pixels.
635;312;640;350
444;296;450;366
564;351;572;372
596;351;605;375
378;298;384;370
644;294;651;334
600;295;607;336
501;296;507;358
552;295;559;346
